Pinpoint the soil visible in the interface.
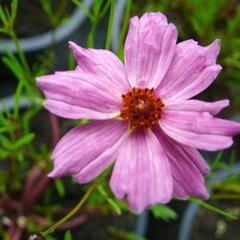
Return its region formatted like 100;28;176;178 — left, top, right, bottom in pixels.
0;0;75;38
190;200;240;240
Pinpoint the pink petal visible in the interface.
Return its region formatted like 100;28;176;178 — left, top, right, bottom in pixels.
165;99;229;115
69;41;130;94
74;131;129;184
156;39;221;102
48;120;128;179
110;129;173;212
153;126;209;199
37;71;122;119
43;99;119;119
162;109;240;136
160;121;233;151
124;12;177;88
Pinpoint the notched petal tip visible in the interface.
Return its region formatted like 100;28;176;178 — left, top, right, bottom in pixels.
205;39;221;64
36;74;55;90
202;166;210;176
129;15;139;26
68;41;87;59
35;75;47;85
43;99;53;109
211;64;222;75
68;41;79;50
167;23;178;39
211;39;221;52
140;12;168;26
219;99;230;108
48;169;58;178
198;187;209;200
68;41;85;57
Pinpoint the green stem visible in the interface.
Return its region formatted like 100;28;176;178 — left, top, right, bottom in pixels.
10;31;32;80
210;194;240;200
87;18;99;48
117;0;132;59
42;183;97;236
105;0;116;50
190;197;238;220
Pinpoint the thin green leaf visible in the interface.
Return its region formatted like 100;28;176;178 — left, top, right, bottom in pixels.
0;6;8;26
13;81;24;118
0;28;8;34
72;0;94;21
13;133;35;149
108;227;146;240
117;0;132;59
68;49;75;70
0;100;12;118
106;198;121;215
39;0;53;19
228;150;236;174
10;0;18;23
4;6;11;22
93;0;104;15
97;185;121;215
22;104;42;134
64;230;72;240
105;0;115;50
212;182;240;194
54;179;66;197
2;46;34;95
190;198;238;220
99;0;111;18
151;204;177;221
211;151;223;171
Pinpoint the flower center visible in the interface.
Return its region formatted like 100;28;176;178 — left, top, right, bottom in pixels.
120;87;164;129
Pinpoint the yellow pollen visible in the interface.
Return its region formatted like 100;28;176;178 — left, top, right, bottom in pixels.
120;87;164;129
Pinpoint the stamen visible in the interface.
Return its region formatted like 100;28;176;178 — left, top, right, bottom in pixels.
120;87;164;129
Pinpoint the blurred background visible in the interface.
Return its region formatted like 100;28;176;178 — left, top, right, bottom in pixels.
0;0;240;239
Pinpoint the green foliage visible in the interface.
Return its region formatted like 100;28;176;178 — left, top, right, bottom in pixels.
54;178;66;197
97;184;122;215
0;0;18;32
211;151;224;171
117;0;132;60
64;230;73;240
39;0;71;27
108;227;146;240
151;204;177;221
72;0;113;48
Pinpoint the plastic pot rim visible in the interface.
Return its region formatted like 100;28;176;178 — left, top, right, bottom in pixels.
0;0;93;53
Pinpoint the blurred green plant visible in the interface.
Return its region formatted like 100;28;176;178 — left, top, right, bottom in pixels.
0;0;240;239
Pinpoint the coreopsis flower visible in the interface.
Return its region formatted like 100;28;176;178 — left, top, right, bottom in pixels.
37;12;240;212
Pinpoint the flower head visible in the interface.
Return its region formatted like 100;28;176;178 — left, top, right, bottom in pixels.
37;12;240;212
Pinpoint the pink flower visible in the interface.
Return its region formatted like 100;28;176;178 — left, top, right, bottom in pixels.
37;12;240;212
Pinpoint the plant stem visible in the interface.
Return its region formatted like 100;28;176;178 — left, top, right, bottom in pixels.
117;0;132;59
190;197;238;220
48;113;60;148
10;31;32;80
210;194;240;200
42;182;97;236
105;0;115;50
